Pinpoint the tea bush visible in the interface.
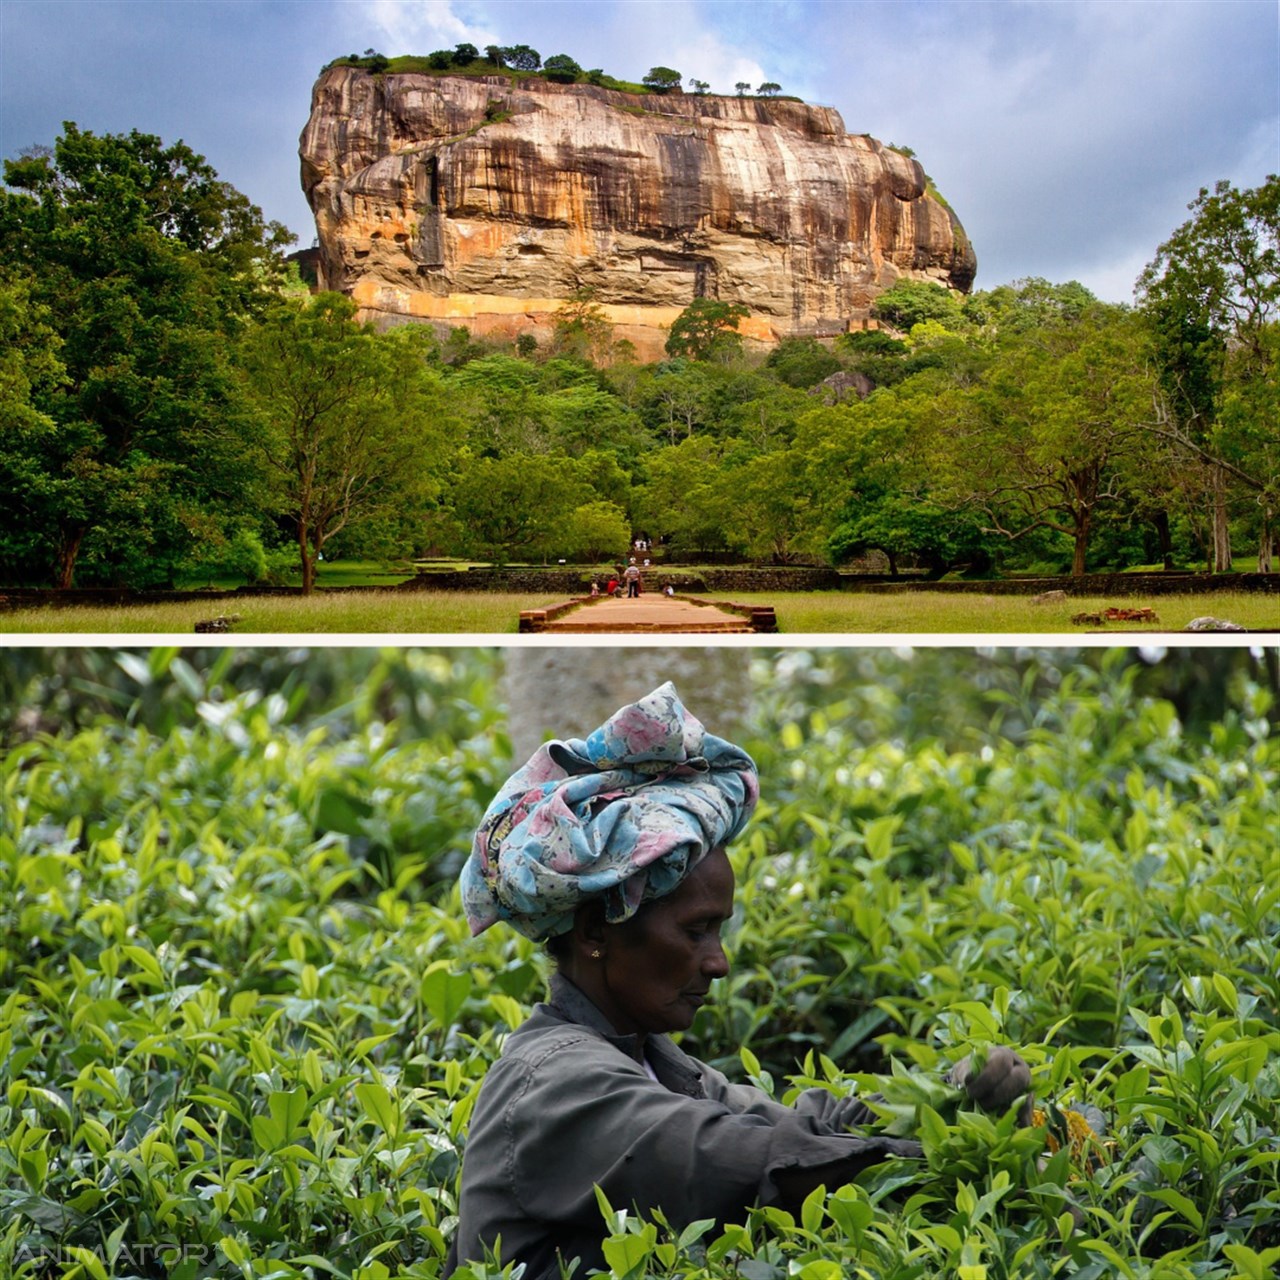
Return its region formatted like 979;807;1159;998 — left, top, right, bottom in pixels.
1;648;1276;1278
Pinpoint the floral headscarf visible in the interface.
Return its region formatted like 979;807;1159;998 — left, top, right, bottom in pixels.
461;682;758;941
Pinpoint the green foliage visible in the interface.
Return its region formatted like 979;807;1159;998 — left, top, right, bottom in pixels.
1;648;1277;1275
871;279;968;333
0;123;293;590
1137;176;1279;569
236;294;456;592
501;44;541;72
665;298;750;361
550;289;614;362
446;452;614;565
764;338;842;389
643;66;684;93
542;54;582;84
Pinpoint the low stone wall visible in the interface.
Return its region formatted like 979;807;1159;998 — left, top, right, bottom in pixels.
843;572;1279;596
0;586;241;609
2;569;1273;612
398;566;841;593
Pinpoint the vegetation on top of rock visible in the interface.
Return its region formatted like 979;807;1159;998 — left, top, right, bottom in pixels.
323;45;791;99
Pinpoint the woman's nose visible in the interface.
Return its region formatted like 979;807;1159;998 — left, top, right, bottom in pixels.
704;939;730;978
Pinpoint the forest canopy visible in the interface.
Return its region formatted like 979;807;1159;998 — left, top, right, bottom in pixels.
2;123;1275;591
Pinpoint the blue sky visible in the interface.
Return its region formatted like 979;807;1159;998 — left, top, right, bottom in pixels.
2;0;1275;302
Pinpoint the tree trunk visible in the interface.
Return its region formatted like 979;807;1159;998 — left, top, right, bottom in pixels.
1259;506;1275;574
298;522;315;594
503;649;753;764
1211;465;1233;572
1152;509;1174;571
1071;510;1092;577
54;524;87;589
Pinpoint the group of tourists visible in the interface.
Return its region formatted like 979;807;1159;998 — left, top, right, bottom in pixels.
594;556;646;599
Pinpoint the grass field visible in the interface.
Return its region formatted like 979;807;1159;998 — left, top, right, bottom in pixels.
0;590;566;634
734;589;1278;633
1;586;1274;635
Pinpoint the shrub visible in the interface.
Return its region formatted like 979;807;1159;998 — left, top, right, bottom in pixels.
1;648;1276;1277
542;54;582;84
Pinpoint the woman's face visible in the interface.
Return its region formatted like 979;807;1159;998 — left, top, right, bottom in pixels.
593;847;735;1039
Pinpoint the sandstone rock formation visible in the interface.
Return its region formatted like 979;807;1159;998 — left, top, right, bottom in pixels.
300;66;976;359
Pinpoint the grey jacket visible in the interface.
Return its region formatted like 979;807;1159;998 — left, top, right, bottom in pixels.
446;975;919;1279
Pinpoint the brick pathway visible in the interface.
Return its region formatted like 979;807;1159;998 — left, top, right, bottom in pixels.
521;593;765;634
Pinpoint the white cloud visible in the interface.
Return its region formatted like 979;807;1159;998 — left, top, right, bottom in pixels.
364;0;498;54
785;0;1278;298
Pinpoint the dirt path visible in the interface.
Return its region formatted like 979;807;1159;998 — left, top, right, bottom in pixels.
527;593;756;634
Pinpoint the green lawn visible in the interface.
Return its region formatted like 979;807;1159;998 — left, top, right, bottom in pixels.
728;589;1278;633
0;590;566;634
2;586;1273;635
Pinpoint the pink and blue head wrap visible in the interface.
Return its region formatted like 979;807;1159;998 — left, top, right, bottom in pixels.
461;682;759;942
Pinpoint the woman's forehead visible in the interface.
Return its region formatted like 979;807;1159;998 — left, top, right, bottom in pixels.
666;848;735;911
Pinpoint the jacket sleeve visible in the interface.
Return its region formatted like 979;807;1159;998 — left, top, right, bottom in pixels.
695;1058;883;1130
491;1031;917;1233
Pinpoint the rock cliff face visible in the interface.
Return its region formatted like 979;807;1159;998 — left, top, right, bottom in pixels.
300;67;976;358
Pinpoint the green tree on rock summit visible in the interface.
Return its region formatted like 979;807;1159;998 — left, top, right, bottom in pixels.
643;67;683;93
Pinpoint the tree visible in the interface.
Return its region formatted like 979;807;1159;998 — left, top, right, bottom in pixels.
871;279;967;333
664;297;750;361
0;273;66;583
543;385;648;458
447;453;596;564
940;307;1158;576
632;437;737;556
551;289;613;362
542;54;582;83
502;45;542;71
452;43;480;65
735;82;751;97
484;45;505;67
0;123;292;587
645;361;716;442
757;82;781;97
560;499;631;561
795;370;990;577
643;67;683;93
964;277;1097;336
764;337;842;389
1138;176;1279;570
237;294;448;593
688;78;711;95
723;448;819;563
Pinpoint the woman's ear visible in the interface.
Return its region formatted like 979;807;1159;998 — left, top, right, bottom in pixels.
571;900;608;961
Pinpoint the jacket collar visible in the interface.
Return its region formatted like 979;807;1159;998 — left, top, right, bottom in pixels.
546;973;705;1098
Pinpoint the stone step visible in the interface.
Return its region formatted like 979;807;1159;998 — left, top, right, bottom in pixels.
540;623;754;634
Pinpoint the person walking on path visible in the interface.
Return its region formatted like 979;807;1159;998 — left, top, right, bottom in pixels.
624;559;642;598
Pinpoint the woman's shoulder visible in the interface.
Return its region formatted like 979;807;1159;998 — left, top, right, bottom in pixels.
495;1002;639;1080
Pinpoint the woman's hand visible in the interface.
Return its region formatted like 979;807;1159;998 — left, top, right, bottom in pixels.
948;1048;1033;1122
